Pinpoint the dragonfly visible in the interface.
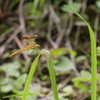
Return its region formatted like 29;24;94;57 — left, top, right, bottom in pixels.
9;35;41;57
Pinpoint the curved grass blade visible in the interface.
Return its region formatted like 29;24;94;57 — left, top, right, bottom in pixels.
43;50;59;100
22;49;59;100
22;52;42;100
3;93;45;98
64;5;97;100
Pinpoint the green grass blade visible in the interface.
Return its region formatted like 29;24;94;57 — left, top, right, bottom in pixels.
31;0;39;15
64;5;97;100
22;50;59;100
3;93;45;98
22;53;41;100
43;50;59;100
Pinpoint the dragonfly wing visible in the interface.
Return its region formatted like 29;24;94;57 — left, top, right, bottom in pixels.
22;35;38;44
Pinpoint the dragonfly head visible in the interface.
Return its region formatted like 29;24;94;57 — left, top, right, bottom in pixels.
36;44;41;48
34;35;38;38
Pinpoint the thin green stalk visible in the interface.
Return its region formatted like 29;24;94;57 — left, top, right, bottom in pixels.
64;6;97;100
22;53;41;100
44;50;59;100
3;93;44;98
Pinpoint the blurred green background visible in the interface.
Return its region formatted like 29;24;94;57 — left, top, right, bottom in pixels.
0;0;100;100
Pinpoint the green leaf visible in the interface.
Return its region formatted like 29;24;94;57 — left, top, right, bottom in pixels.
75;21;86;26
62;85;73;96
72;70;91;93
0;78;9;85
62;2;81;12
96;1;100;8
15;74;27;89
81;70;91;79
26;84;41;100
1;84;13;92
79;86;90;93
75;55;87;63
72;78;87;88
54;56;75;72
0;61;20;77
51;48;76;57
2;53;10;59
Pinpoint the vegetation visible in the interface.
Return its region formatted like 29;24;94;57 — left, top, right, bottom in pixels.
0;0;100;100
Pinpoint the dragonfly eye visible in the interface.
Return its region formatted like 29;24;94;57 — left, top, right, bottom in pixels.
34;35;38;38
22;36;29;40
36;44;40;48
